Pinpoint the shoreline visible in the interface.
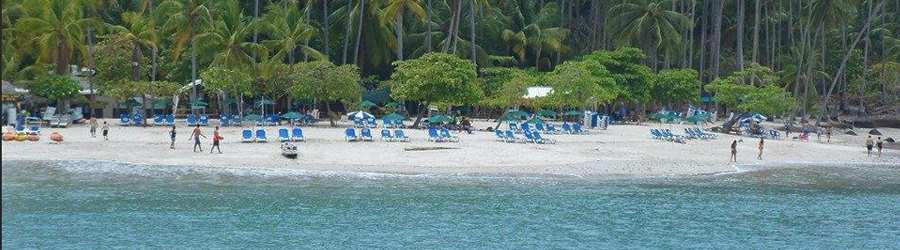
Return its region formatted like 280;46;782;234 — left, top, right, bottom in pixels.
2;119;898;178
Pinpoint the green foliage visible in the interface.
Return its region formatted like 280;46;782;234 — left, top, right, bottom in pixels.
389;53;482;107
95;34;150;91
290;60;362;105
545;59;620;108
583;48;654;103
254;60;294;100
738;85;796;115
28;74;81;101
479;67;541;108
200;67;253;96
652;69;700;104
708;65;796;115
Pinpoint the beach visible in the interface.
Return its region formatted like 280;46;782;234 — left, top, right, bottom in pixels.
3;119;897;177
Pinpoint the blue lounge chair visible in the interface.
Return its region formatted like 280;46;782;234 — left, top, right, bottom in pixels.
440;128;459;142
153;114;164;126
427;128;444;142
505;130;525;143
535;123;546;131
165;114;175;126
533;131;556;144
521;123;531;133
522;130;537;143
186;114;198;126
383;119;394;129
344;128;358;142
199;115;209;126
546;123;560;134
663;129;686;143
132;113;144;126
509;123;520;133
650;129;663;140
495;129;509;142
119;113;131;126
393;129;410;142
278;128;290;142
360;128;374;141
291;127;305;142
561;123;573;134
241;129;254;143
573;123;586;134
255;129;268;143
380;129;394;142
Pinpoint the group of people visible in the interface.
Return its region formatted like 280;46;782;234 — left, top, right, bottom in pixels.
88;117;109;140
729;137;766;162
865;136;885;157
170;125;223;153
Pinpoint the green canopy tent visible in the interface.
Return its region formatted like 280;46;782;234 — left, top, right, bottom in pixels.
536;109;557;119
499;110;529;121
359;100;377;109
382;112;406;122
282;111;302;120
152;99;172;109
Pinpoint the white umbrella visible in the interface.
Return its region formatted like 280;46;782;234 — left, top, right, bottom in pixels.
346;111;374;121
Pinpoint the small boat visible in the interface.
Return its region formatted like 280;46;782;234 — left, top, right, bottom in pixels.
280;142;298;159
50;132;64;143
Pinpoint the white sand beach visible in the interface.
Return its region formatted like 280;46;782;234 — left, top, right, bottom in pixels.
2;119;898;177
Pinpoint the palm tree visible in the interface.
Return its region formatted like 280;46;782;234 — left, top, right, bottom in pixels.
382;0;426;61
15;0;97;75
501;29;527;66
261;0;323;64
608;0;690;71
198;0;264;69
157;0;212;112
108;11;160;124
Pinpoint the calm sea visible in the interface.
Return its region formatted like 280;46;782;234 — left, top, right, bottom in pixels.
3;160;900;249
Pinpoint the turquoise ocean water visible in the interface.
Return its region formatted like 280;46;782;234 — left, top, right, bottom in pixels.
3;160;900;249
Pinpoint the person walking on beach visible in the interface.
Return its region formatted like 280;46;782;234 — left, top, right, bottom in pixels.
169;126;177;149
210;126;223;154
190;125;206;152
876;137;883;158
89;117;98;137
730;140;738;162
757;138;765;160
825;126;833;143
101;121;109;141
865;136;875;157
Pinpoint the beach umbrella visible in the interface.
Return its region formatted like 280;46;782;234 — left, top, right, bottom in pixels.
190;99;208;107
536;109;557;118
427;114;453;124
282;112;302;120
152;99;172;109
347;111;374;120
499;110;528;121
359;100;377;109
242;114;262;122
382;112;406;122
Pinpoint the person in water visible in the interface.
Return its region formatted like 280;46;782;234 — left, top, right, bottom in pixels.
101;121;110;141
757;137;765;160
865;136;874;157
89;117;98;138
876;137;883;158
169;126;177;149
210;126;223;154
730;140;738;162
190;125;206;152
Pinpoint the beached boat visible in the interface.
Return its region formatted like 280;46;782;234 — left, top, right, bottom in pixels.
50;132;64;143
280;142;298;159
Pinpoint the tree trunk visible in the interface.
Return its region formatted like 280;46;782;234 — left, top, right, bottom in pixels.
450;0;464;54
132;43;148;126
55;39;70;75
709;0;723;78
751;0;761;64
823;0;884;115
323;0;329;58
353;0;366;67
190;26;198;116
735;0;745;70
412;101;429;128
698;0;708;81
396;15;404;60
426;0;433;52
470;0;477;66
341;0;354;64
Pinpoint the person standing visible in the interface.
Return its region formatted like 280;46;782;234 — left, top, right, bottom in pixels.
210;126;223;154
876;137;883;158
757;137;765;160
865;136;875;157
784;122;792;139
825;126;833;143
169;126;177;149
730;140;738;162
89;117;98;137
101;121;110;141
190;125;206;152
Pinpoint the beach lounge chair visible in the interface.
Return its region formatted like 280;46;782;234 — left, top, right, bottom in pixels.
521;123;531;133
427;128;444;142
53;115;70;128
533;131;556;144
153;114;164;126
119;113;131;126
522;130;537;143
27;125;40;135
440;128;459;142
546;124;560;134
241;129;254;143
291;127;305;142
561;123;573;134
360;128;374;141
380;129;394;142
768;129;781;140
199;115;209;126
344;128;358;142
505;130;525;143
165;114;175;126
186;114;198;126
495;129;509;142
278;128;290;142
509;123;520;133
393;129;410;142
255;129;268;143
663;129;686;143
572;123;587;134
133;113;144;126
693;128;717;139
535;123;546;132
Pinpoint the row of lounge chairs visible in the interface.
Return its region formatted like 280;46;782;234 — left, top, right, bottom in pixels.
345;128;375;142
650;127;717;143
683;127;718;140
427;127;459;142
380;129;410;142
508;122;588;135
495;129;556;144
241;127;306;143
